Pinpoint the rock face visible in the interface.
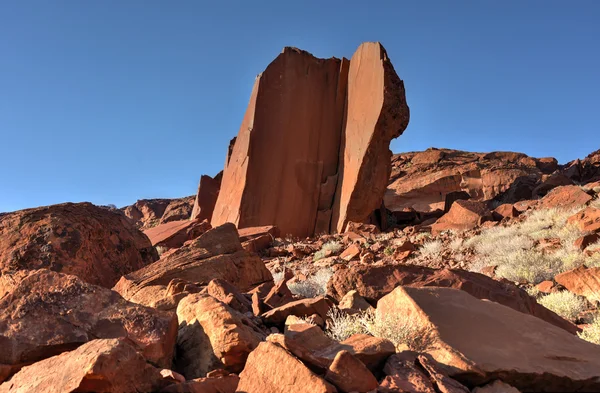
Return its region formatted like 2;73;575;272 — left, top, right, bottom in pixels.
385;149;550;213
191;173;222;222
0;269;177;380
175;293;264;379
0;202;157;288
113;223;272;308
0;339;167;393
122;196;195;230
327;264;578;334
555;266;600;303
236;341;337;393
377;287;600;391
211;42;409;237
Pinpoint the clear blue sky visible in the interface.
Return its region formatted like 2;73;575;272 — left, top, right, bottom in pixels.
1;1;599;213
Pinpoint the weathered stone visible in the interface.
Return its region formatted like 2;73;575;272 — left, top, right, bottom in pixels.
377;286;600;391
262;296;333;325
191;174;222;222
0;202;157;288
206;279;252;314
555;265;600;303
492;203;519;220
212;42;408;237
472;380;521;393
417;354;470;393
163;374;239;393
324;350;378;392
338;290;373;314
0;269;177;379
175;293;264;379
574;233;600;250
444;191;471;213
327;264;578;334
568;207;600;233
339;243;361;261
143;218;211;249
113;224;272;307
431;200;491;234
0;339;167;393
379;352;435;393
538;185;592;209
236;341;337;393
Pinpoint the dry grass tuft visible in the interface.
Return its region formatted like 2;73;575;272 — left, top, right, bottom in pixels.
537;291;587;321
288;268;333;298
314;241;342;261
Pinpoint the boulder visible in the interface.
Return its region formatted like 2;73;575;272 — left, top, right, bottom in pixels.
324;350;378;392
538;185;592;209
379;352;435;393
338;290;374;314
0;269;177;379
206;279;252;314
492;203;519;220
431;200;491;234
113;223;272;307
143;218;211;249
236;341;337;393
191;173;222;222
0;339;167;393
212;42;408;237
274;323;394;372
261;296;333;325
327;264;578;334
443;191;471;213
567;207;600;233
377;286;600;391
175;293;264;379
238;226;280;253
574;233;600;250
555;265;600;303
0;202;157;288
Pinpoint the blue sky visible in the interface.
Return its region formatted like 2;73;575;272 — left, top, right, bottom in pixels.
1;1;599;212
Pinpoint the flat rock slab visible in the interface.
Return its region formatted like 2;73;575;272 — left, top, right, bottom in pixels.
377;286;600;391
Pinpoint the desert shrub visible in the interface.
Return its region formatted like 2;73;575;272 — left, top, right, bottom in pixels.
449;237;464;252
538;291;587;321
578;316;600;345
271;270;284;284
420;240;443;257
325;308;434;351
288;268;333;298
314;241;342;261
414;232;431;242
468;206;588;284
526;286;541;298
384;246;394;256
592;198;600;209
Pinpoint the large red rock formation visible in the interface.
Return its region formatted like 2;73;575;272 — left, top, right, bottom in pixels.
385;149;555;214
0;202;157;288
190;173;222;222
211;42;409;237
122;196;195;230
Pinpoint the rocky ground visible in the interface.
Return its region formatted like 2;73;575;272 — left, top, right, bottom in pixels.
0;148;599;392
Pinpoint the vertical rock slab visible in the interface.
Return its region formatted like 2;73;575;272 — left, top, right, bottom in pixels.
191;173;222;222
212;48;349;237
331;42;410;232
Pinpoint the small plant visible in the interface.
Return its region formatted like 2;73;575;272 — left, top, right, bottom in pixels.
414;232;431;242
578;316;600;345
420;240;443;257
325;307;434;351
592;198;600;209
538;291;587;321
449;237;464;252
155;245;168;257
314;241;342;261
288;268;333;298
525;286;541;298
384;246;394;256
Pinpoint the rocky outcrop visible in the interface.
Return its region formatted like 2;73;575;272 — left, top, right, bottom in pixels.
538;185;592;209
191;173;222;222
0;202;157;288
113;223;272;308
555;266;600;303
122;196;195;230
0;269;177;380
431;200;491;234
376;287;600;391
327;264;578;334
211;42;409;237
563;149;600;184
143;218;211;249
0;339;168;393
385;149;553;214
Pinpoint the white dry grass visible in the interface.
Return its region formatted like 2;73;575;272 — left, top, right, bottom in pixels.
288;268;333;298
314;241;342;261
325;307;434;351
579;316;600;345
537;291;587;321
420;240;443;257
468;206;593;284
